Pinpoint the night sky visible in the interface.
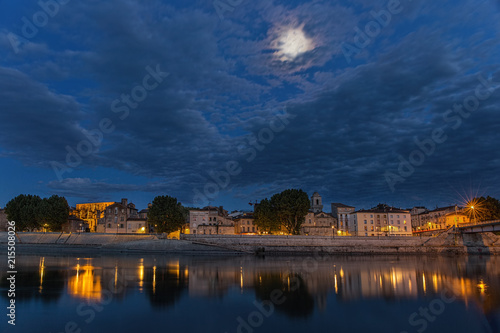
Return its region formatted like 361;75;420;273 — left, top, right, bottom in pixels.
1;0;499;212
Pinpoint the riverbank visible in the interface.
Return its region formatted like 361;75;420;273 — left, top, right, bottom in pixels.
1;231;499;255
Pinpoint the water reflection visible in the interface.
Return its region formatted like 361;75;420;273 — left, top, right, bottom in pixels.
0;254;499;331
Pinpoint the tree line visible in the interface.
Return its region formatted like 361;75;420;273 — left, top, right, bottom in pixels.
4;192;500;233
5;194;69;231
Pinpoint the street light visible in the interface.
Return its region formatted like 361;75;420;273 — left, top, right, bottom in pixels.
332;225;335;238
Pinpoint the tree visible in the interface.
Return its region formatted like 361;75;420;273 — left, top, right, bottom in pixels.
5;194;43;231
148;195;186;234
254;198;280;233
271;189;310;235
466;196;500;222
38;195;70;231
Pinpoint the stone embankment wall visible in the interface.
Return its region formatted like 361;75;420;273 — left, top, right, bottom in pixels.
183;230;500;255
0;230;499;255
0;232;240;254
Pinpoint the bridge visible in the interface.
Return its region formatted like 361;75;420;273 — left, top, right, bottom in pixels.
457;220;500;233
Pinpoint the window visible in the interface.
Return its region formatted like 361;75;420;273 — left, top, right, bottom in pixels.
365;233;368;236
120;224;124;228
115;208;118;214
121;217;124;221
397;215;399;218
370;214;373;218
404;226;407;231
114;217;118;223
364;220;367;224
391;220;393;224
398;220;401;224
252;227;255;232
247;221;250;225
371;226;374;231
371;220;373;224
364;226;367;231
108;223;111;228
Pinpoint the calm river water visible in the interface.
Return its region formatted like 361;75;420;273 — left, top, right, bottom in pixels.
0;254;499;333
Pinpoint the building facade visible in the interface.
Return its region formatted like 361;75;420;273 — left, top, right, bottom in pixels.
234;213;260;234
311;192;323;213
189;206;234;235
72;202;115;232
331;203;355;235
100;199;146;234
412;206;456;232
351;206;412;236
302;211;337;236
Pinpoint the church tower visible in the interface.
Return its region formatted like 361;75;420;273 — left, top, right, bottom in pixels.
311;192;323;213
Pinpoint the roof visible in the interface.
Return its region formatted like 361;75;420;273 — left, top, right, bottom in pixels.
354;208;410;214
332;203;354;208
139;209;149;214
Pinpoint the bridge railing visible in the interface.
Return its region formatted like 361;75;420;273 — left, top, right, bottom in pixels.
458;219;500;228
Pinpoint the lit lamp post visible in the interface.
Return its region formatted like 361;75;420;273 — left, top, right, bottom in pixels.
332;225;335;238
471;206;476;224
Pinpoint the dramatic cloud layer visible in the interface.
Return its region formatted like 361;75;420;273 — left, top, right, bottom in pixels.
0;0;499;210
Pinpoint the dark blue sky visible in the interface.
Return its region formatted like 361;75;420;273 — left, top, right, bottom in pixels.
1;0;499;212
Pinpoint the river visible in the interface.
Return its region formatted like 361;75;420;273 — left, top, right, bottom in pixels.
0;253;499;333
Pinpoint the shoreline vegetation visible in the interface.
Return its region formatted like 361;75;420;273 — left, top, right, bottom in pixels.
1;231;499;256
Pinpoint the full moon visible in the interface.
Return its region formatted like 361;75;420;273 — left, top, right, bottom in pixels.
274;25;315;62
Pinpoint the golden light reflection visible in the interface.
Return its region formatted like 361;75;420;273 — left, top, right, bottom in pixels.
138;259;144;290
39;257;45;293
339;268;344;279
477;280;487;295
240;267;243;291
422;273;426;294
68;263;102;300
153;266;157;295
334;274;338;294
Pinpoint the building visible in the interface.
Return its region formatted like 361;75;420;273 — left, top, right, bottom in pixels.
311;192;323;213
0;208;7;231
100;199;147;234
444;211;470;227
62;216;89;233
189;206;234;235
234;213;260;234
350;205;412;236
302;211;337;236
410;206;427;229
412;206;457;232
331;203;355;235
72;201;115;232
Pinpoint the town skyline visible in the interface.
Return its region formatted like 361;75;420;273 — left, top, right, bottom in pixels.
1;0;499;219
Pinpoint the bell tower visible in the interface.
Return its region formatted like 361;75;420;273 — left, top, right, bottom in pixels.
311;192;323;213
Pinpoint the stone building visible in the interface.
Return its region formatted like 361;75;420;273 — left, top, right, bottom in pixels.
62;216;89;233
234;213;260;234
311;192;323;213
100;199;147;234
411;206;456;232
444;211;470;227
302;211;337;236
331;203;355;235
72;201;115;232
350;205;412;236
189;206;234;235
